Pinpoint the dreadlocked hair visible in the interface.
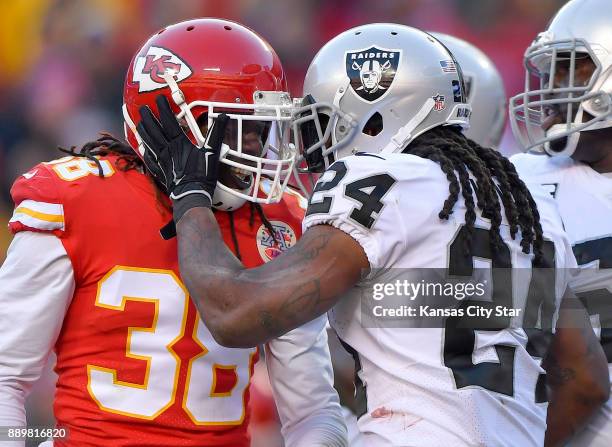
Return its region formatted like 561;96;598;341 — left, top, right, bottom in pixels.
58;132;143;177
221;202;278;261
406;126;545;264
58;133;171;215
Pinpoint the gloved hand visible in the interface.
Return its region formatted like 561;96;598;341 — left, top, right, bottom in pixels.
137;95;229;222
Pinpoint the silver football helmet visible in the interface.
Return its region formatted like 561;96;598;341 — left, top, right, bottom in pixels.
509;0;612;157
432;33;506;148
292;23;471;172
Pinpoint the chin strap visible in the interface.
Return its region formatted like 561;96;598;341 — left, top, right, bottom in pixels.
380;98;435;154
544;94;612;157
162;70;207;147
544;132;581;157
333;78;351;108
330;78;351;146
544;107;584;157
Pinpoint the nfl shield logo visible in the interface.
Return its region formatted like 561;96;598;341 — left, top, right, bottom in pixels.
432;94;446;112
346;46;401;102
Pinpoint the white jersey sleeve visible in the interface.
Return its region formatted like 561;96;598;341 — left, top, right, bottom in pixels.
265;315;347;447
0;232;74;446
303;153;437;272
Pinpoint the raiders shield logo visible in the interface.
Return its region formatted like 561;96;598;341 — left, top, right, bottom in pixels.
346;46;401;102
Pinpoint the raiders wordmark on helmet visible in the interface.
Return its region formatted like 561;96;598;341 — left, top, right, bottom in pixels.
345;46;401;102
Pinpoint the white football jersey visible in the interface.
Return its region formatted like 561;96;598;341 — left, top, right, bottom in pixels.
303;153;575;447
512;152;612;447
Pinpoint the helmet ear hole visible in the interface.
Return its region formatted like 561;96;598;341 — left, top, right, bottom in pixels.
362;112;383;136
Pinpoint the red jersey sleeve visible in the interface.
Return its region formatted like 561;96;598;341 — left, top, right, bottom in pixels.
9;162;66;236
8;155;119;236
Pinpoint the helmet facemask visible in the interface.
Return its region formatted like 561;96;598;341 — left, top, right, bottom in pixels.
510;35;612;157
291;89;470;174
291;94;359;174
124;71;297;210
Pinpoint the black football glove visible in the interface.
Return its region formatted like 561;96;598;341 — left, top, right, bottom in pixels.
137;95;229;222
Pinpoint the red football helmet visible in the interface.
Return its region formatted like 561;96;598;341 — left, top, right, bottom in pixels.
123;18;296;210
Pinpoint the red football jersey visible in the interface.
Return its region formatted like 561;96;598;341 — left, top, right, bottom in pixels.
9;154;305;447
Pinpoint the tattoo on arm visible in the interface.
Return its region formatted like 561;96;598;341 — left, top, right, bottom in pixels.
251;228;362;339
259;310;279;334
269;233;332;268
546;355;577;388
257;278;334;338
177;208;368;345
179;211;242;270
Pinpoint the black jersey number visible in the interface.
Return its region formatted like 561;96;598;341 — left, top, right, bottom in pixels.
444;226;556;399
573;237;612;363
305;162;348;216
305;161;396;229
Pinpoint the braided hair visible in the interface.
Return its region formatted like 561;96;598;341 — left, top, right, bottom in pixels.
58;133;173;216
58;132;143;176
406;126;545;265
224;202;278;261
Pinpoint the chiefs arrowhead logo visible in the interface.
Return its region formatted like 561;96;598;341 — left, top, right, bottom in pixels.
133;46;193;92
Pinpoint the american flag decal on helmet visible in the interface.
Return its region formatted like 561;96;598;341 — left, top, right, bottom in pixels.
439;60;457;73
432;94;446;112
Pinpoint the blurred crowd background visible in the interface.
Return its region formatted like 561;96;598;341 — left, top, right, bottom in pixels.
0;0;568;445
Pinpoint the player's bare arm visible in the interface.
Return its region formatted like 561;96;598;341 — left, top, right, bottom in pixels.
177;207;368;347
544;289;610;447
137;93;368;347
